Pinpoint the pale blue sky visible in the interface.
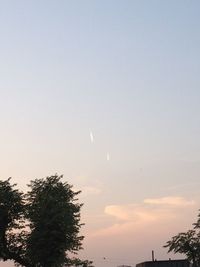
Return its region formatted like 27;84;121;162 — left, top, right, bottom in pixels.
1;1;200;267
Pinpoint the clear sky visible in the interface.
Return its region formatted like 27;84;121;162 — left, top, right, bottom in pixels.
1;1;200;266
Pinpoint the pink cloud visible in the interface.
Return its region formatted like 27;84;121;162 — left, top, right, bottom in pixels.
91;196;196;237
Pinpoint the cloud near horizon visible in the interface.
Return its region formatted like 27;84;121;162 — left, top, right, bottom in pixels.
91;196;196;237
144;196;195;206
80;186;102;197
80;186;102;196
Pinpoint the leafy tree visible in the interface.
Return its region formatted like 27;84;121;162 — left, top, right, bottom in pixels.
164;212;200;267
0;175;93;267
0;178;27;266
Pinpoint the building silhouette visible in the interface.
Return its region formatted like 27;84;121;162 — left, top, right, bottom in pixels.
136;259;190;267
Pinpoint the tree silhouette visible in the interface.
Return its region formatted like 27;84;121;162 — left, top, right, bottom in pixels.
0;175;93;267
164;212;200;267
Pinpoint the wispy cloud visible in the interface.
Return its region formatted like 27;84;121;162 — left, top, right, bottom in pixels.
81;186;102;196
106;152;110;161
144;196;195;206
92;196;196;237
90;131;94;143
105;203;168;223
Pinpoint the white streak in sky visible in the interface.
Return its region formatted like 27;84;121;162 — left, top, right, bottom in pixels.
106;153;110;161
90;131;94;143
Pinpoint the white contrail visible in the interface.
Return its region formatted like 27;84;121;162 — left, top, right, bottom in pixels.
106;153;110;161
90;131;94;143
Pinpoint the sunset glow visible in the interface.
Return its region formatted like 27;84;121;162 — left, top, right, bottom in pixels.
1;1;200;267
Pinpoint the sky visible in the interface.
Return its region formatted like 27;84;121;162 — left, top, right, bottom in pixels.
1;1;200;266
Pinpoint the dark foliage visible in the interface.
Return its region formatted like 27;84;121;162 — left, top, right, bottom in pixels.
164;211;200;267
0;175;93;267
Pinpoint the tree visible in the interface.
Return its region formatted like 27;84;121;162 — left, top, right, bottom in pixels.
164;212;200;267
0;178;27;266
0;175;93;267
